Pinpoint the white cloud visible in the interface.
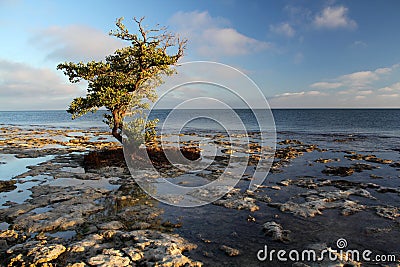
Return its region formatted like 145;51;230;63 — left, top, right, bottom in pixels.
338;66;395;89
311;65;396;91
270;22;295;37
358;90;373;95
270;64;400;108
310;82;342;89
274;90;327;98
378;82;400;92
375;67;391;74
276;91;305;97
379;93;399;98
340;71;378;88
31;25;125;62
170;11;271;57
0;59;81;110
314;6;357;30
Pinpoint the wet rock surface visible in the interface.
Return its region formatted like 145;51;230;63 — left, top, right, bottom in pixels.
262;221;290;243
0;180;17;192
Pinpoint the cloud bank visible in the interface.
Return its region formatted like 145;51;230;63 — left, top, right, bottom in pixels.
270;64;400;108
170;11;271;58
31;25;125;62
314;6;357;30
0;59;81;110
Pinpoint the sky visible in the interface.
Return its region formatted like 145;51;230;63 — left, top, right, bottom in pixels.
1;0;400;110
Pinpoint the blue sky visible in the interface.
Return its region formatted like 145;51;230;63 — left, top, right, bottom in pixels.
1;0;400;109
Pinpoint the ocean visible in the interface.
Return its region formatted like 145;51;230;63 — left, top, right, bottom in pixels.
1;109;399;150
1;109;399;134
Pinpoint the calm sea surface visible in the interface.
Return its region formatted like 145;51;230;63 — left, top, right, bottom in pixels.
2;108;398;152
0;109;398;135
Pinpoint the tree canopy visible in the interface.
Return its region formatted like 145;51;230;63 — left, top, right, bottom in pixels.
57;17;186;142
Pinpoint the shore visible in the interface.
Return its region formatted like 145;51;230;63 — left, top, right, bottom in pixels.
0;126;399;266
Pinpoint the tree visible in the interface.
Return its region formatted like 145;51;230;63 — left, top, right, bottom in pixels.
57;17;186;142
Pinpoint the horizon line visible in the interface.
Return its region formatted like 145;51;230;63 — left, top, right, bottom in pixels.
1;107;400;112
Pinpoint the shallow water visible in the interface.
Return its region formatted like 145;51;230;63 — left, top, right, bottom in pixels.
0;154;54;181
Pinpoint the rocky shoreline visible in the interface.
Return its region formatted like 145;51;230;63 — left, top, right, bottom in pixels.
0;126;399;266
0;127;202;266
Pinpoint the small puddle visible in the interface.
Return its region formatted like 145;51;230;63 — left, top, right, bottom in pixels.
0;221;9;230
0;181;39;206
46;177;119;190
31;206;53;214
0;154;54;181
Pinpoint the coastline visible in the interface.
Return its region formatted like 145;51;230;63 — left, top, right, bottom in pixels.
0;125;399;266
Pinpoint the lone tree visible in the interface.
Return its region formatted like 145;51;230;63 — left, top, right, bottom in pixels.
57;17;186;142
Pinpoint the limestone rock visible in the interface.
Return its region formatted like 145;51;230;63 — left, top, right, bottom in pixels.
27;244;66;264
97;221;124;230
219;245;240;256
262;221;290;243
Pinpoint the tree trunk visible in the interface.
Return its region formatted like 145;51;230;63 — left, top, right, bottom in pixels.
112;110;123;143
112;124;122;143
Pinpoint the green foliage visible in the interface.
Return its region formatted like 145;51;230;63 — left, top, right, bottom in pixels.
123;116;159;148
120;88;159;148
57;17;186;142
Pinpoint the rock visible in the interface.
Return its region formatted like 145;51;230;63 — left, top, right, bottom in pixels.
88;248;131;267
66;263;86;267
277;179;292;186
214;189;259;212
27;244;66;264
127;230;202;266
376;187;400;194
219;245;240;256
278;139;303;145
97;221;124;230
0;239;8;250
269;188;371;218
221;149;235;154
122;247;144;261
69;233;104;253
247;215;256;222
314;158;340;163
76;230;203;267
0;180;17;192
376;206;400;220
345;153;393;164
0;229;20;241
322;166;354;176
270;201;324;218
341;200;366;216
212;188;260;211
370;174;383;179
269;185;281;190
352;163;378;172
9;185;107;233
390;162;400;168
262;221;290;243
